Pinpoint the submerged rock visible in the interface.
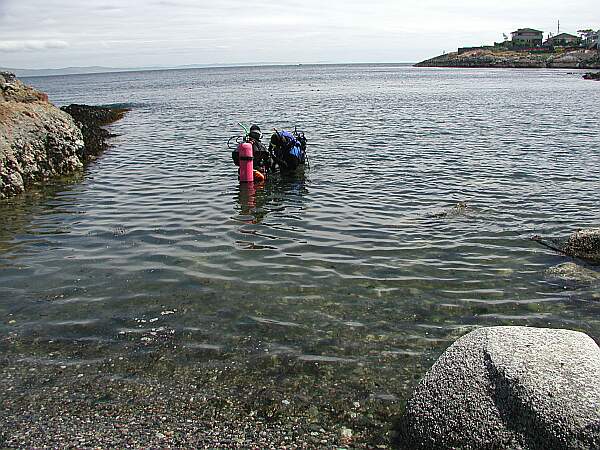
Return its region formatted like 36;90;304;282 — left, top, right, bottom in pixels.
1;72;84;199
396;326;600;450
545;262;600;284
426;201;469;219
533;228;600;264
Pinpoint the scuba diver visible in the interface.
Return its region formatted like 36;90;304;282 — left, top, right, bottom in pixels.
228;125;308;181
268;129;307;172
231;124;273;175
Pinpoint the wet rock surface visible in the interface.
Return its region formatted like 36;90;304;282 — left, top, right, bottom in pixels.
563;228;600;263
533;228;600;264
60;104;129;161
396;326;600;450
426;201;469;219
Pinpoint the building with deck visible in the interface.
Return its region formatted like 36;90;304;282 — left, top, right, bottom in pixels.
583;30;600;49
545;33;580;46
511;28;543;47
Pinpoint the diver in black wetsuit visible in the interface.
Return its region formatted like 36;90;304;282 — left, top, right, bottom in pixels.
231;124;273;173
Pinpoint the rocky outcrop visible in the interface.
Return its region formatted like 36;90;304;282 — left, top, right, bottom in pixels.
548;50;600;68
583;72;600;80
533;228;600;264
563;228;600;262
416;49;600;69
1;71;84;199
60;104;128;162
0;73;127;199
396;326;600;450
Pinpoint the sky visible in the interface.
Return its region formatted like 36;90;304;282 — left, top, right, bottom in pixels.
0;0;598;69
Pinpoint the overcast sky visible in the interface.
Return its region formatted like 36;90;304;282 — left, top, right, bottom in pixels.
0;0;598;69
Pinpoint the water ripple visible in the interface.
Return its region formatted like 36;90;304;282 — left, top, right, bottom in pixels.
2;65;600;381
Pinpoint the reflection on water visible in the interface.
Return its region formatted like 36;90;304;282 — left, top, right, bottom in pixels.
235;173;308;226
1;66;600;445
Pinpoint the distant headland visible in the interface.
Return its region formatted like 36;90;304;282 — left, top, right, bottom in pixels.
416;27;600;69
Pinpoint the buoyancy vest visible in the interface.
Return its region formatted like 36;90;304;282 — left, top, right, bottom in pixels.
273;131;305;166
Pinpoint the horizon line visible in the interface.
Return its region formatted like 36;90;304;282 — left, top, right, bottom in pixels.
3;61;418;78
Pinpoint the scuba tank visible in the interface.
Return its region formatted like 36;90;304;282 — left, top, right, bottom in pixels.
238;142;254;182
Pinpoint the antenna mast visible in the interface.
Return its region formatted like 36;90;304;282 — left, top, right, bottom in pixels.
557;20;560;35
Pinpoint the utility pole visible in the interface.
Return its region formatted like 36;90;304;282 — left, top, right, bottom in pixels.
557;20;560;35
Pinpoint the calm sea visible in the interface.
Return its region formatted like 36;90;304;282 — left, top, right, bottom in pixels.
1;64;600;440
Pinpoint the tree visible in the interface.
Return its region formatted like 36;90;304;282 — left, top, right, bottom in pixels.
577;29;594;40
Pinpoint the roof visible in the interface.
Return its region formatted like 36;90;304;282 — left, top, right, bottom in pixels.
512;28;544;34
552;33;579;39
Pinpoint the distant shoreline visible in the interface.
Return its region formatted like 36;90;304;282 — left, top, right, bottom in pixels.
5;56;598;79
1;62;416;78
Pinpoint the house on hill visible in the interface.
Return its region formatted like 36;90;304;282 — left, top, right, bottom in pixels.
511;28;543;47
545;33;580;46
583;30;600;49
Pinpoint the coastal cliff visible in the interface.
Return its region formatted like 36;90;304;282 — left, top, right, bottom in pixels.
0;72;84;199
0;72;127;199
415;49;600;69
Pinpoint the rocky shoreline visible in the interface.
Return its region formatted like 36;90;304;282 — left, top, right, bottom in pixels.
583;71;600;80
0;72;127;199
415;49;600;69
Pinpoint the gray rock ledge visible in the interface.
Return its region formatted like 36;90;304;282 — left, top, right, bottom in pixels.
396;326;600;450
533;228;600;265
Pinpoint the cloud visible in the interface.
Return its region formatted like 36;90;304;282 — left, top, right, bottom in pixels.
0;0;598;68
93;5;123;14
0;40;69;52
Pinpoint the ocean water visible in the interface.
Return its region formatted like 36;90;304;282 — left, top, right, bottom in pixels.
1;64;600;442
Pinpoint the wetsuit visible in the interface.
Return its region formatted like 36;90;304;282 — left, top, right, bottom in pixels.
231;137;273;172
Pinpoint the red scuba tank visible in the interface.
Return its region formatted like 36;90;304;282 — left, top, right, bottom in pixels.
238;142;253;182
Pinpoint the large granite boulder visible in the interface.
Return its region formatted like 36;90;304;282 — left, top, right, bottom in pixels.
396;326;600;449
0;71;84;199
